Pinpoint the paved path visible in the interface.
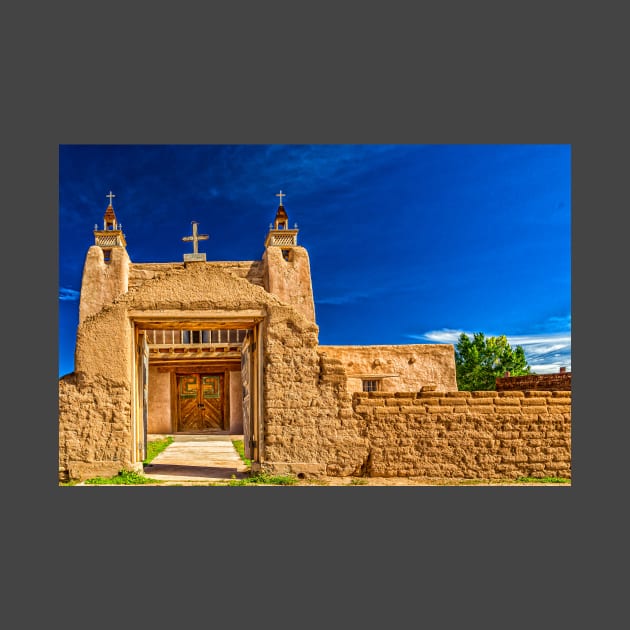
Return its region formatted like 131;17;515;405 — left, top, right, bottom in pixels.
143;434;249;482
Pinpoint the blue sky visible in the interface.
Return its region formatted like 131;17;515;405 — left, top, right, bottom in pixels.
58;144;571;377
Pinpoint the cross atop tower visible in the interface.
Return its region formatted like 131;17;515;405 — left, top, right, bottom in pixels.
94;191;126;247
182;221;209;260
276;190;286;206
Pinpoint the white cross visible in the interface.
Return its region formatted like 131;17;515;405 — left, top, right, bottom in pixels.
276;190;286;205
106;191;115;205
182;221;209;254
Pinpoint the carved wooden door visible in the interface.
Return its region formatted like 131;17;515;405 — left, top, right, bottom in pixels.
177;373;224;432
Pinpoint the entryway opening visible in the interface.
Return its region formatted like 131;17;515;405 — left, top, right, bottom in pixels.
132;315;263;467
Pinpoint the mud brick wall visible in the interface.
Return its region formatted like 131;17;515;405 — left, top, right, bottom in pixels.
58;373;133;482
260;308;369;477
496;372;571;391
128;261;265;289
352;389;571;479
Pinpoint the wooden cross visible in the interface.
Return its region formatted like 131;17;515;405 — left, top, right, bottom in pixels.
276;190;286;205
106;191;116;205
182;221;209;254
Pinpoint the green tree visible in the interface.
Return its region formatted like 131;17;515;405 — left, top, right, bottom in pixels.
455;332;531;391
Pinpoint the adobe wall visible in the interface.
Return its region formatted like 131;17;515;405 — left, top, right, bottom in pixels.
59;372;135;481
79;246;130;323
59;262;368;480
318;344;458;394
61;256;571;483
128;262;184;289
60;263;288;480
262;246;316;323
148;368;171;433
60;300;144;480
256;304;369;477
352;389;571;479
496;372;572;391
129;261;265;290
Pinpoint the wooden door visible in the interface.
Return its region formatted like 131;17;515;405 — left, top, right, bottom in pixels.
177;373;225;432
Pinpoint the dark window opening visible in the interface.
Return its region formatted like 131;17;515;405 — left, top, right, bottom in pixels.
362;380;380;392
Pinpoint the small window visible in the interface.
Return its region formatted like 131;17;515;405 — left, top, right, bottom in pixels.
362;380;380;392
102;248;112;263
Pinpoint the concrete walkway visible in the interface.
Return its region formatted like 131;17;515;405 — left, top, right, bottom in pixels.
142;434;249;482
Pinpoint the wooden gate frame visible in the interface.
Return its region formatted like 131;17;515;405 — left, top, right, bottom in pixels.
130;311;265;467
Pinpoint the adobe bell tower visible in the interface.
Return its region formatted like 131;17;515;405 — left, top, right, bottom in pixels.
264;190;299;258
262;191;316;323
78;191;131;324
93;191;127;256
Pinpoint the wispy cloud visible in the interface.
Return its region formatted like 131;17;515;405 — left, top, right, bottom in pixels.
408;326;571;375
59;287;80;302
315;280;414;306
316;290;377;305
197;144;409;208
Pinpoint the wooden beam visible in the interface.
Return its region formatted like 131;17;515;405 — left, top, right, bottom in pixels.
157;361;240;373
129;310;266;328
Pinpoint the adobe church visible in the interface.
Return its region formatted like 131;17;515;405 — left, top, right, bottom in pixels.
58;192;458;481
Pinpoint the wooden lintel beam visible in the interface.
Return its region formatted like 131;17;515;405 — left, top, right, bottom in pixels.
130;310;265;328
157;362;240;373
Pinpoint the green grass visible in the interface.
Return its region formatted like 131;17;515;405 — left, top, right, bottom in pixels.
84;469;164;485
232;439;251;467
144;436;174;464
227;471;298;486
430;477;571;486
515;476;570;484
302;478;330;486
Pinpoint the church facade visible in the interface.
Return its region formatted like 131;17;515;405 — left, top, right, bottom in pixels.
59;193;572;482
58;194;459;482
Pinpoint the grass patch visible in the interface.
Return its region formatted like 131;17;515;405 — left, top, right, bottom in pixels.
435;479;490;485
303;478;330;485
85;470;164;485
232;439;251;467
515;476;570;484
143;436;174;464
426;477;571;486
227;472;298;486
349;478;368;485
